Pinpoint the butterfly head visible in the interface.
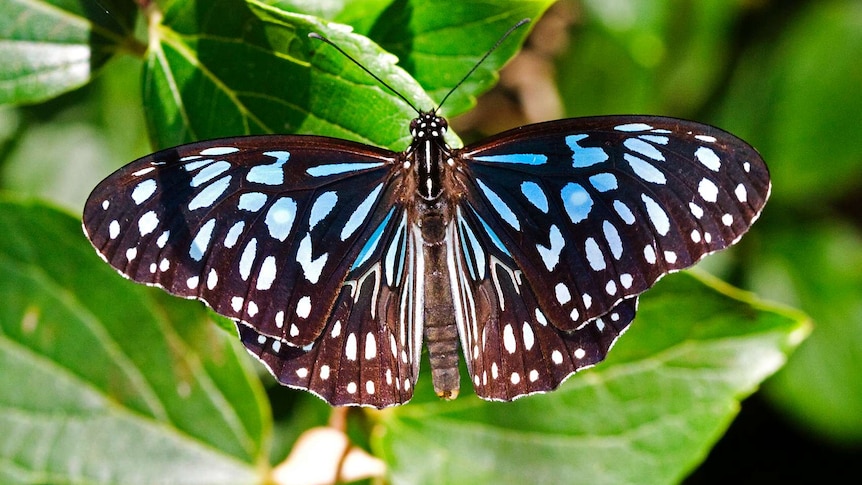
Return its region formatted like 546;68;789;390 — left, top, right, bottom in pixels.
410;112;448;141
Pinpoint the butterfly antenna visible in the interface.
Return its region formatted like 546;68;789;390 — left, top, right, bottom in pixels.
435;18;531;112
309;32;422;115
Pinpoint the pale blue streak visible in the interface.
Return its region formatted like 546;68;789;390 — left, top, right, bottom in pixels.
477;179;520;230
307;162;385;177
352;207;394;270
473;153;548;165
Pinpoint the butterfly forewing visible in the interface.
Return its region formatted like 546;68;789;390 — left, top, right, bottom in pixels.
83;136;402;349
456;116;770;333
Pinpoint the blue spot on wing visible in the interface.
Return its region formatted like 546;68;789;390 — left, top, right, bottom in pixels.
561;182;593;223
566;134;608;168
589;173;618;192
520;181;549;212
247;152;289;185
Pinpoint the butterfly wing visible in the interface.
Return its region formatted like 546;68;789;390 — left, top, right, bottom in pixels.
239;208;424;407
83;136;425;406
448;115;769;400
456;115;770;331
450;206;637;400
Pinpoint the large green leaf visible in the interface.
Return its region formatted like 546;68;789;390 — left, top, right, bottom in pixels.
373;272;808;485
141;0;552;149
0;0;139;106
143;0;433;149
0;198;270;484
263;0;554;115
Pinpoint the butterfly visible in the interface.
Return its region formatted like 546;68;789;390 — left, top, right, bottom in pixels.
82;21;770;408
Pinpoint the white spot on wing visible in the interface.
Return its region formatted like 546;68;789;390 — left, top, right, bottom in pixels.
735;183;747;202
603;221;623;260
477;179;520;230
138;211;159;236
536;224;564;271
231;296;244;312
345;333;357;361
644;245;657;264
207;268;218;289
641;194;670;236
698;178;719;202
296;295;311;319
224;221;245;248
365;333;377;360
585;237;606;271
238;192;267;212
200;146;239;155
555;283;571;305
256;256;277;290
552;350;563;364
190;219;216;261
341;184;383;240
131;179;157;205
191;161;230;187
308;191;338;231
695;146;721;171
503;324;516;354
522;322;534;351
265;197;297;241
109;220;120;239
239;238;257;281
297;233;327;284
188;175;231;210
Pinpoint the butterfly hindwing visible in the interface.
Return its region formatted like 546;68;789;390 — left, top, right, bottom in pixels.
238;209;425;407
451;206;637;401
83;136;402;349
456;116;770;333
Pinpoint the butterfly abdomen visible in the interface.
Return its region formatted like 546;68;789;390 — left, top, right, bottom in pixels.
422;231;461;400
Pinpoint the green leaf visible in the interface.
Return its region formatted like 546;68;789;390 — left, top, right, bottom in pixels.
0;198;270;484
143;0;428;149
751;221;862;443
141;0;552;149
373;272;808;485
358;0;553;115
249;0;555;116
0;0;140;106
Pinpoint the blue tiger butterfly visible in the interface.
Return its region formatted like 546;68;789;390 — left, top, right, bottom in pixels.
83;19;770;408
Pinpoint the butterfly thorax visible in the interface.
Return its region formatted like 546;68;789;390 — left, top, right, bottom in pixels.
406;112;462;399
